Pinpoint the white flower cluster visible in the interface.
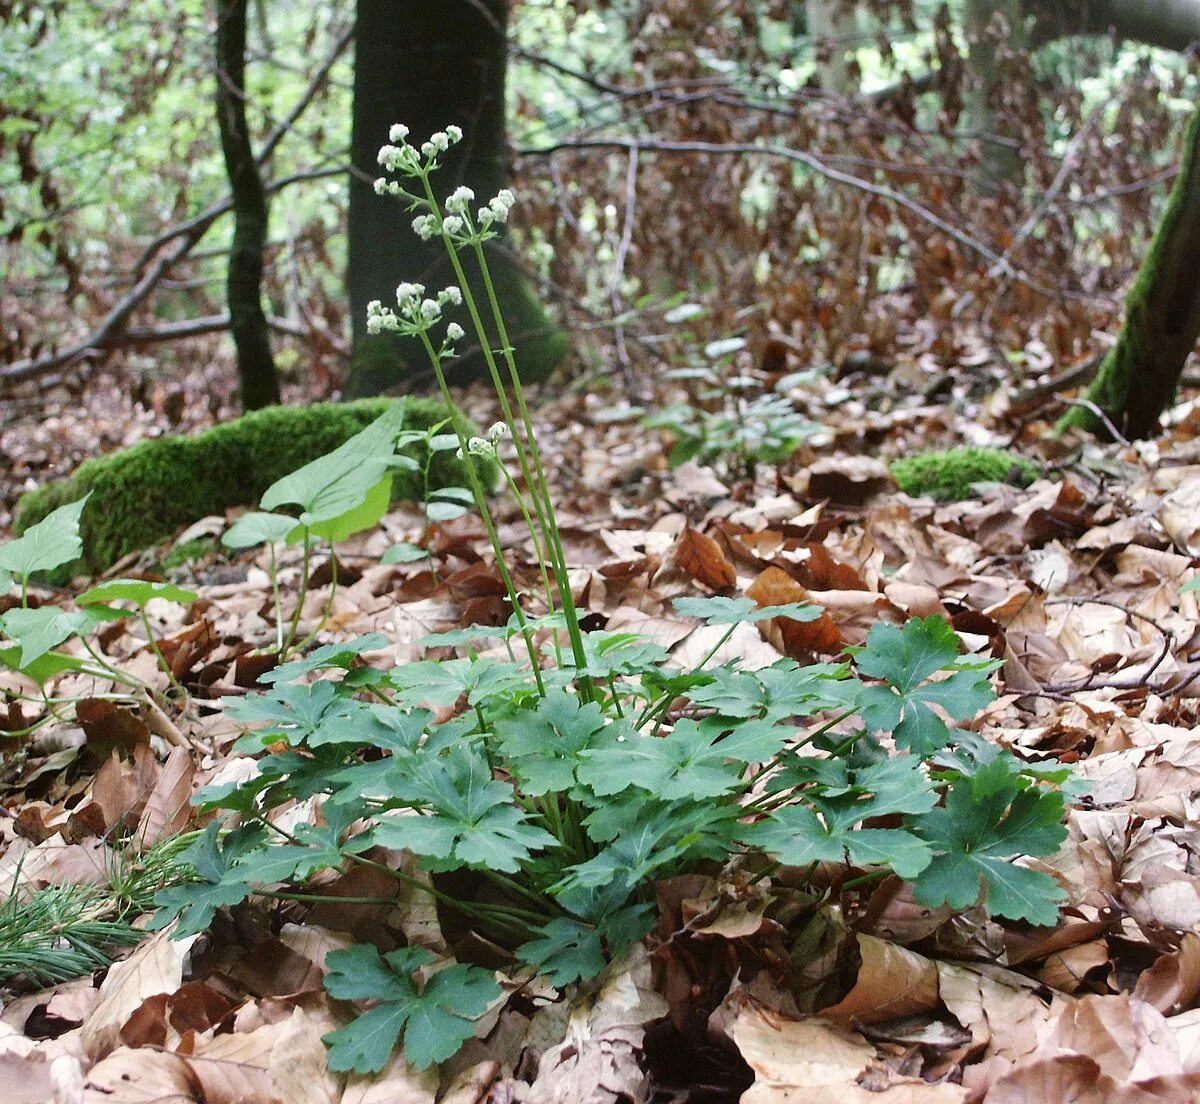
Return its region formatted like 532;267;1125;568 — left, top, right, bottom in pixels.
456;420;511;461
365;283;464;337
477;189;516;229
373;123;464;193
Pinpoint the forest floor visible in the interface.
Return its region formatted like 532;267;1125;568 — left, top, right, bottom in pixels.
1;342;1200;1104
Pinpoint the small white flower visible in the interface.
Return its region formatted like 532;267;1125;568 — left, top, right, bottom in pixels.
446;186;475;214
442;215;464;236
395;282;424;305
445;124;463;143
440;285;463;306
467;436;494;457
430;131;450;153
377;144;399;167
411;214;437;240
446;322;465;341
487;421;509;442
389;123;410;143
421;140;436;159
420;298;442;322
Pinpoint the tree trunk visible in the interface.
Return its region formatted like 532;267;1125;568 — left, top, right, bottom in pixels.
215;0;280;410
805;0;857;93
346;0;566;396
965;0;1027;186
1057;103;1200;439
1028;0;1200;50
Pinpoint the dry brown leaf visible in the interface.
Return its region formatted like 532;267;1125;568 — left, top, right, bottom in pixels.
527;945;666;1104
134;746;194;848
340;1051;438;1104
819;935;940;1025
746;567;844;654
81;925;200;1060
82;1046;198;1104
1134;934;1200;1015
670;527;736;589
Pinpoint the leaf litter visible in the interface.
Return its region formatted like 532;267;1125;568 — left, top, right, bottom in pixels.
2;376;1200;1103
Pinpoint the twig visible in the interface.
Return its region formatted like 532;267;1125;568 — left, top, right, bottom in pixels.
0;24;354;387
1059;397;1130;447
517;135;1078;301
1043;596;1174;694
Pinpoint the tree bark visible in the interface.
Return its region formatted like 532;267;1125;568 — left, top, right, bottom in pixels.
1057;102;1200;439
965;0;1027;185
215;0;280;411
347;0;566;395
1028;0;1200;50
805;0;857;92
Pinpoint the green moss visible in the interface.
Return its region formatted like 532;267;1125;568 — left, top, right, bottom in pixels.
160;537;218;571
890;447;1039;501
15;398;490;575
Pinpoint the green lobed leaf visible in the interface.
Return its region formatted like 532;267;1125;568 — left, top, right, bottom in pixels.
322;944;501;1072
516;917;606;987
911;756;1068;925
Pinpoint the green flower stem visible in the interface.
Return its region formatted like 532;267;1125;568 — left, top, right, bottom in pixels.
416;330;545;694
634;623;740;733
79;639;153;692
293;554;339;655
268;543;284;657
138;608;186;699
499;463;561;666
416;174;591;698
468;235;592;691
283;533;314;656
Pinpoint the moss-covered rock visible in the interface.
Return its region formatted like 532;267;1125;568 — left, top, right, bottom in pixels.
890;447;1038;501
14;398;485;575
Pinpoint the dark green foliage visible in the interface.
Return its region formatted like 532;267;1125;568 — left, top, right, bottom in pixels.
13;398;487;575
889;446;1038;501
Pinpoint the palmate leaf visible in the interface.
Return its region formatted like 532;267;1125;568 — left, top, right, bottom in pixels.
516;917;606;987
389;656;527;709
151;822;265;937
748;755;940;879
495;689;623;795
578;717;784;800
853;617;998;756
687;659;849;720
563;800;737;895
225;679;340;750
370;749;556;872
322;945;501;1072
911;756;1068;926
745;805;932;879
258;633;389;685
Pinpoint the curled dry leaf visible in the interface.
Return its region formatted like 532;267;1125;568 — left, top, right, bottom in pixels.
81;924;200;1060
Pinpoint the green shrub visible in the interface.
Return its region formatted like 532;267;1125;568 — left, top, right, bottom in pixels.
890;447;1039;501
14;398;485;575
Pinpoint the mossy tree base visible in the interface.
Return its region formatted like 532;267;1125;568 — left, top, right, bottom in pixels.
15;398;485;575
1057;102;1200;440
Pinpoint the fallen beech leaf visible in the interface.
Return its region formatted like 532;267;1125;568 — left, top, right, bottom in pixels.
134;746;194;848
83;1046;198;1103
341;1050;438;1104
1134;934;1200;1015
746;567;843;654
671;527;736;589
81;925;200;1060
818;935;940;1025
